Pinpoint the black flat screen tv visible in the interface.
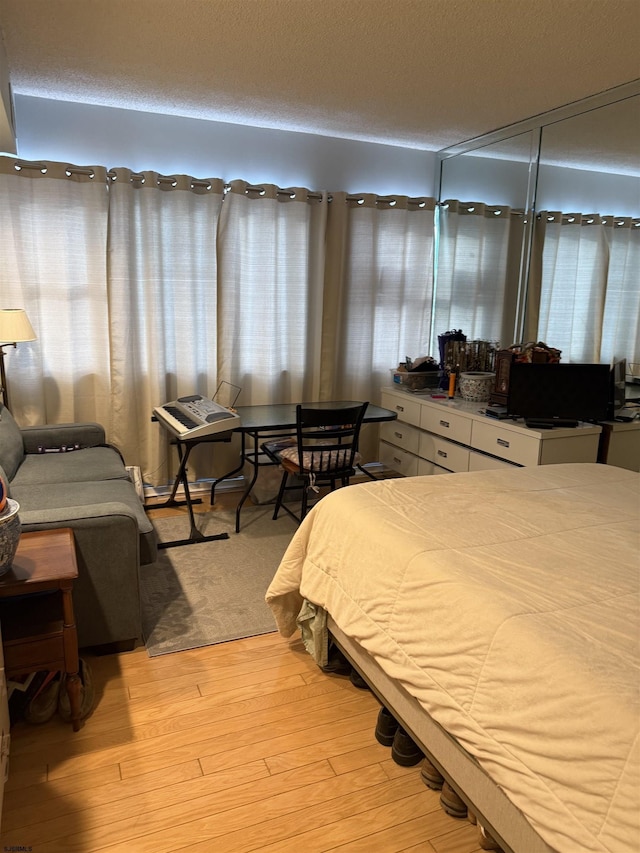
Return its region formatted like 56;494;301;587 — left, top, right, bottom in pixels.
507;362;610;426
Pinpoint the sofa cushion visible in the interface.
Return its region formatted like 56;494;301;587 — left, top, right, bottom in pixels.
0;405;25;481
11;479;157;565
12;447;131;487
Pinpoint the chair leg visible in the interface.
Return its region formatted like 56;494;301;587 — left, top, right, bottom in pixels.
272;470;288;520
300;479;309;520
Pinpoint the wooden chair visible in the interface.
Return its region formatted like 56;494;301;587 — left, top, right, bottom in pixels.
261;402;368;523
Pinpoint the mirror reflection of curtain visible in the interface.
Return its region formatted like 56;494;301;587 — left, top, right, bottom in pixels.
322;193;435;399
435;200;525;349
601;217;640;366
533;212;640;364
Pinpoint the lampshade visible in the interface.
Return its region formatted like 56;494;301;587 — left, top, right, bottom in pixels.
0;309;37;344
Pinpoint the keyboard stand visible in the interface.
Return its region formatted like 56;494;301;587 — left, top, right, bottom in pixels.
155;435;232;549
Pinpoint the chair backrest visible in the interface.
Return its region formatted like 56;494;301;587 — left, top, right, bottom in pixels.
291;402;368;476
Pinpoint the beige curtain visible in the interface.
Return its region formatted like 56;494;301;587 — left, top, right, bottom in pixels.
107;169;226;485
0;159;111;426
0;157;438;483
217;181;328;406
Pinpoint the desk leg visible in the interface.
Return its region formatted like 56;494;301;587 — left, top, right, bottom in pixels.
210;455;245;505
209;431;258;533
61;580;82;732
234;431;261;533
232;429;297;532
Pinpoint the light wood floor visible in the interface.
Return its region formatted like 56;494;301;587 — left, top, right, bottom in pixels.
2;498;485;853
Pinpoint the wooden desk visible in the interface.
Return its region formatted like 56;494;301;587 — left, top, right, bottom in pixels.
0;528;82;731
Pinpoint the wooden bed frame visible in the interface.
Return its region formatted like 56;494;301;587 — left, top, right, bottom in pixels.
328;616;556;853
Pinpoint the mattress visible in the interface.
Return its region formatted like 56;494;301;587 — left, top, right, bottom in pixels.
266;463;640;853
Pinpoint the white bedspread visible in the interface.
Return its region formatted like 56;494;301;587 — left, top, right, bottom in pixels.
266;463;640;853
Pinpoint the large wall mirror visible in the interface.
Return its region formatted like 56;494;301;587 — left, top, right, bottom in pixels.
435;81;640;377
536;96;639;215
436;129;539;352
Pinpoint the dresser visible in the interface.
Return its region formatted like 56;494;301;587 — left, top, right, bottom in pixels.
379;387;602;476
596;418;640;472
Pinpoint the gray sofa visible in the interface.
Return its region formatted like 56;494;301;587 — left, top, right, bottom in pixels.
0;403;157;650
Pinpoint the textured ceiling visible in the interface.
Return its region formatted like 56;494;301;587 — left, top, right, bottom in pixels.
0;0;639;152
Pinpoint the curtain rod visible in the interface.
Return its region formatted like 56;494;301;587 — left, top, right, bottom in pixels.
9;159;434;207
537;212;640;226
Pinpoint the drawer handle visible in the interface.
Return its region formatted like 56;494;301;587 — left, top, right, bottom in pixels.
497;438;510;448
393;456;402;464
439;419;450;428
437;449;448;458
396;405;405;412
394;431;403;439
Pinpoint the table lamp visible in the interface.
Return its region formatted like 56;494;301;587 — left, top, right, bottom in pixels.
0;308;37;412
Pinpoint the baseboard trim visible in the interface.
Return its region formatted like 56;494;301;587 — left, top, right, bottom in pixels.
140;461;389;503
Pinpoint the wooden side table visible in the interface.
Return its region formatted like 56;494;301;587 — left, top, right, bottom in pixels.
0;528;83;731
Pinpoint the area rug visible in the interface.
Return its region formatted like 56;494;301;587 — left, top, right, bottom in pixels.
139;506;298;656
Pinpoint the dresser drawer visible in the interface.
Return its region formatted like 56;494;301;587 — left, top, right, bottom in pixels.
420;406;472;445
417;458;452;476
468;449;516;471
418;432;470;473
380;391;422;428
380;420;420;455
3;635;65;675
379;440;419;477
471;421;540;466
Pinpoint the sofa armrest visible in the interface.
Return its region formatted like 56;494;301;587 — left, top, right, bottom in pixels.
21;422;106;453
18;501;138;530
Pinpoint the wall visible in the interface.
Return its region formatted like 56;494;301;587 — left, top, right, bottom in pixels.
0;31;16;153
13;95;639;213
440;155;533;208
536;162;639;217
441;151;639;216
13;95;437;196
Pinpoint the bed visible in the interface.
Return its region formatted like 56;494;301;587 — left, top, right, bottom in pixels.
265;463;640;853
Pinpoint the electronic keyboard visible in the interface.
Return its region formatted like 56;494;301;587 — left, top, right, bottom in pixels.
153;394;241;440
